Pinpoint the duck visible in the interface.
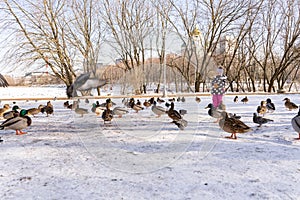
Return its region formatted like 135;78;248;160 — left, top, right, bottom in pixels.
66;72;107;98
157;97;165;104
233;96;238;103
63;101;70;108
283;98;298;111
41;101;54;117
151;101;167;118
112;107;129;118
0;104;11;117
241;96;248;104
3;105;20;119
177;97;181;102
266;98;275;113
205;103;222;120
219;111;252;139
74;101;88;117
91;102;105;116
253;113;273;127
168;98;176;102
291;107;300;140
195;97;201;103
0;109;32;135
27;105;44;117
143;100;152;108
101;99;114;124
256;101;267;116
129;98;143;113
167;102;188;129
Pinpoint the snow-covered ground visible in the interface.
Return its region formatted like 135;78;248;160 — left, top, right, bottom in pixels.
0;86;300;200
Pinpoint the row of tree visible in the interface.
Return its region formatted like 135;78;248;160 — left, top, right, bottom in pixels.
1;0;300;94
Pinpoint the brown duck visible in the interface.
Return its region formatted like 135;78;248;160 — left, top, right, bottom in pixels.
219;112;252;139
283;98;298;111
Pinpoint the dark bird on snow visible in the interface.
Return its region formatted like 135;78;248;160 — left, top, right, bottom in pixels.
253;113;273;127
241;96;248;104
266;98;276;113
283;98;298;111
233;96;238;103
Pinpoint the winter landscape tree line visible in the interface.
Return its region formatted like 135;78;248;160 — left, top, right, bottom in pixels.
1;0;300;94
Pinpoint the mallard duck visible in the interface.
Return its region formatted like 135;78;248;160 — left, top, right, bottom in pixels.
151;101;167;118
233;96;238;103
102;99;113;124
112;107;129;118
205;103;222;119
219;111;252;139
253;113;273;127
41;101;53;117
157;97;165;104
27;105;44;117
168;98;175;102
66;72;107;98
257;101;267;115
241;96;248;104
266;98;275;113
91;102;105;116
143;100;152;108
195;97;201;103
73;101;88;117
0;109;32;135
0;104;11;117
291;107;300;140
283;98;298;111
167;102;188;129
177;97;181;102
179;109;187;115
63;101;70;108
3;105;20;119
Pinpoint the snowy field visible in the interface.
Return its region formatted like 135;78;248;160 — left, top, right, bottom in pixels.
0;86;300;200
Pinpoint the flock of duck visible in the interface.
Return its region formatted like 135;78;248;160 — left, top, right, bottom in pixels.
206;95;300;140
0;94;300;141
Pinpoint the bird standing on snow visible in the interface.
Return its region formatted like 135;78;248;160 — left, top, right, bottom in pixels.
102;99;114;124
253;113;273;127
283;98;298;111
241;96;248;104
0;109;32;135
219;111;252;139
151;101;167;118
257;101;267;116
233;96;238;103
167;102;188;130
266;98;276;113
291;107;300;140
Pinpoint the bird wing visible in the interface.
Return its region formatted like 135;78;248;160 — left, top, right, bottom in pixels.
0;74;9;87
73;73;91;89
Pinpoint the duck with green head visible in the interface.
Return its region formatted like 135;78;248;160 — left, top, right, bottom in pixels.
0;109;32;135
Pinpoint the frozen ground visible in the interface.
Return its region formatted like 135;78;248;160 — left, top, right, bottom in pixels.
0;86;300;200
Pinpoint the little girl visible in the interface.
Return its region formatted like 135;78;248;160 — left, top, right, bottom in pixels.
211;67;227;109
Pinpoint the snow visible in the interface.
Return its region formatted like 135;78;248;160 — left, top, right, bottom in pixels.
0;86;300;200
